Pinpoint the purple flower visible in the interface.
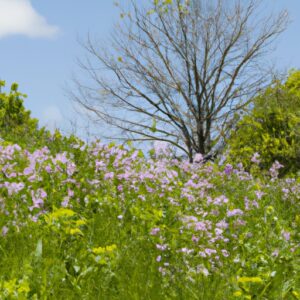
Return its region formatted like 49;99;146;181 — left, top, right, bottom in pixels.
150;228;160;235
2;226;8;236
104;172;114;180
95;160;106;171
181;248;194;254
251;152;261;164
194;153;203;163
213;195;229;206
198;251;206;257
68;189;74;197
67;162;76;176
158;267;166;275
282;231;290;241
61;197;70;207
153;141;170;156
215;228;223;236
227;209;244;217
53;153;68;164
216;220;228;229
23;166;34;175
269;161;284;178
255;190;265;200
192;235;199;243
4;182;25;196
29;189;46;211
204;248;217;256
194;221;207;231
224;164;233;175
221;249;229;257
156;244;168;251
45;165;52;173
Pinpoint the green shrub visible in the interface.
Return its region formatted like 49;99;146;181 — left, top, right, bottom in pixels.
0;80;39;144
226;70;300;176
0;80;84;154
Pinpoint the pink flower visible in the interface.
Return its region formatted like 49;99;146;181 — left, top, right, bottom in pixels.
150;228;160;235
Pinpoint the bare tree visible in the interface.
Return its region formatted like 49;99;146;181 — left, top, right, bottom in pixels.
72;0;288;162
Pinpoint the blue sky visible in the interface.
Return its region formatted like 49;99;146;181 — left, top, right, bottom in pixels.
0;0;300;140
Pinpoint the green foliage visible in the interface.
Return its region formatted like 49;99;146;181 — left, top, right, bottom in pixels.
0;81;39;144
226;70;300;176
0;81;84;154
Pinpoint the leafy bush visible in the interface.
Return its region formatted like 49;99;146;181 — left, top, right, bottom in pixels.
0;81;41;143
226;70;300;176
0;80;84;155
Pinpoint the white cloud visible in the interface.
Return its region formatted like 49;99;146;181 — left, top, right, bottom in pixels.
0;0;59;38
41;105;63;131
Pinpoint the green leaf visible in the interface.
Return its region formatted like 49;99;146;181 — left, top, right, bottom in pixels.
11;83;18;92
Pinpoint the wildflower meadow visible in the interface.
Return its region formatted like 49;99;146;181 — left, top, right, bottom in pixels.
0;140;299;299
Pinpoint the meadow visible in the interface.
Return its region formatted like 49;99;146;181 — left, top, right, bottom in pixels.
0;140;299;299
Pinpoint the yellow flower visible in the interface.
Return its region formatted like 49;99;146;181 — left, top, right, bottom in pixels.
75;219;86;226
92;247;106;255
69;228;83;235
233;290;243;297
92;244;117;255
266;206;274;215
52;208;75;219
105;244;117;252
238;277;263;284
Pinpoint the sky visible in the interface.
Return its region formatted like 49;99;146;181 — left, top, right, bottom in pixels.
0;0;300;141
